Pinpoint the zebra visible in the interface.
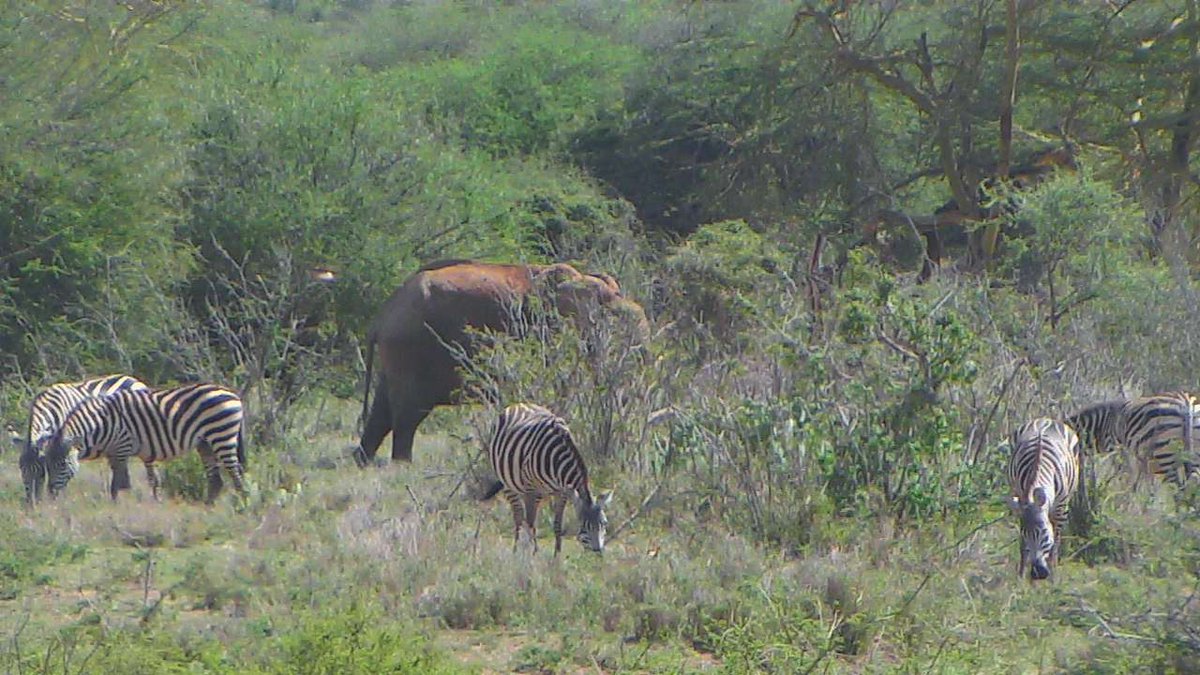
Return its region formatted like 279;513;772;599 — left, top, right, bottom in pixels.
480;403;613;555
45;383;247;504
18;374;150;505
1067;392;1200;488
1007;417;1080;581
1120;391;1200;488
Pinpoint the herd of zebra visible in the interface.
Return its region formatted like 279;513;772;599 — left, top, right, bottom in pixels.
10;374;1199;569
1009;391;1199;580
9;374;247;506
7;375;612;556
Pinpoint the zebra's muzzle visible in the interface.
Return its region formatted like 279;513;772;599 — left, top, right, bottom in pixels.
1029;561;1050;581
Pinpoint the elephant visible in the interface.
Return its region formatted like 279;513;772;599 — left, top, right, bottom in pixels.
354;259;648;465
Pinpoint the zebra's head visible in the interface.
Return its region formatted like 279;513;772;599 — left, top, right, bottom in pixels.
1012;487;1055;581
44;430;81;498
18;438;48;506
575;489;613;553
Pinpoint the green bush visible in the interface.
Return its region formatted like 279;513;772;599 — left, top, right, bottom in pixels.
405;22;638;158
266;603;465;675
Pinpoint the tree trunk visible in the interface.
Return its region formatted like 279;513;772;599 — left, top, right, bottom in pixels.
1164;0;1200;261
983;0;1022;265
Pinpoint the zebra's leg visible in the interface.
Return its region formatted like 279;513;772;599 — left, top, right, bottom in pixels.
213;440;248;499
523;493;541;553
143;462;162;502
506;492;524;552
1050;514;1071;581
196;442;225;505
551;495;568;557
108;457;131;500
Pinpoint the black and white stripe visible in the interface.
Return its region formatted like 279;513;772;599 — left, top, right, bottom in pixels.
1067;392;1200;487
45;383;247;503
19;374;149;505
1007;418;1080;581
481;403;612;555
1064;399;1125;457
1118;391;1199;487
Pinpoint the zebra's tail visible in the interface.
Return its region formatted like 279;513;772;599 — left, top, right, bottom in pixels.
1184;395;1195;483
237;425;247;470
480;479;504;501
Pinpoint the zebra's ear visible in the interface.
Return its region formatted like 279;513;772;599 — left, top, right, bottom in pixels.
597;490;614;509
1009;496;1021;514
1032;487;1049;507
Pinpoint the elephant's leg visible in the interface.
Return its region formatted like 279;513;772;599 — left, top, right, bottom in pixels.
390;407;431;463
356;384;392;468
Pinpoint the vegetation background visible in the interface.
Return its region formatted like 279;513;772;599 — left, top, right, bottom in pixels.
3;0;1200;672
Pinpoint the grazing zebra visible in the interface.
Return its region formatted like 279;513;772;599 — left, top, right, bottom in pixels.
1119;391;1200;488
481;403;613;555
18;374;149;505
1007;417;1080;581
45;383;247;503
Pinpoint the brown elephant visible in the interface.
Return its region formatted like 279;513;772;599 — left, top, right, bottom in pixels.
354;259;648;465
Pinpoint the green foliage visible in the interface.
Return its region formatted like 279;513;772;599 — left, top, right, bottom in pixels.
0;2;195;373
0;515;86;600
995;171;1137;327
821;254;981;520
578;0;857;234
664;220;789;343
266;604;464;675
406;22;639;158
161;454;210;503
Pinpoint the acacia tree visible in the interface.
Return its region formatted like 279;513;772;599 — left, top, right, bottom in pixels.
1011;0;1200;261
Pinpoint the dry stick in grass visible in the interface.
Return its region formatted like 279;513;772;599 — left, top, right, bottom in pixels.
607;482;662;543
1077;600;1159;643
405;485;425;524
971;356;1028;465
608;429;678;543
444;444;489;504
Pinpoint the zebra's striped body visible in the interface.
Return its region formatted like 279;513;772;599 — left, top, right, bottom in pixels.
1007;418;1080;581
482;403;612;555
46;383;247;503
1118;392;1200;487
1065;399;1126;456
19;374;149;505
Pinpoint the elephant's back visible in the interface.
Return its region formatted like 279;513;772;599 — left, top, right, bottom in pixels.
373;261;536;341
418;261;535;298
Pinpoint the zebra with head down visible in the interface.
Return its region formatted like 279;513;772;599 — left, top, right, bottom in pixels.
45;383;247;504
1007;417;1080;581
18;374;149;505
481;403;613;556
